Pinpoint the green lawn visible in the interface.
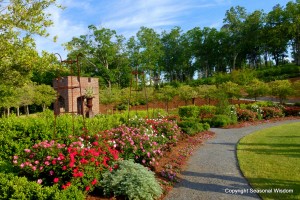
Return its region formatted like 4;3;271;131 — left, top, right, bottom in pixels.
237;122;300;200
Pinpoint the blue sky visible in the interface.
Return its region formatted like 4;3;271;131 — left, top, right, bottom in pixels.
36;0;292;58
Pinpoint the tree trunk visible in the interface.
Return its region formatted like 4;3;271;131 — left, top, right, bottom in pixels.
25;105;29;116
7;108;10;117
17;107;20;116
232;53;238;71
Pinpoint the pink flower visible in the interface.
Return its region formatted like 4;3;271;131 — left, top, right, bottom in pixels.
44;161;50;166
24;149;30;153
53;177;59;183
52;159;57;165
34;160;39;165
20;163;25;168
49;170;54;176
142;159;146;164
39;166;44;171
62;166;67;170
32;166;37;171
13;160;18;164
37;179;43;184
13;155;18;160
46;156;51;160
147;152;151;158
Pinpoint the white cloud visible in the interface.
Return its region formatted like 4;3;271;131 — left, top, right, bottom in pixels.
34;0;231;57
35;2;87;58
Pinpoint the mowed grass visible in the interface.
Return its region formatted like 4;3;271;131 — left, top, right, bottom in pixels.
237;122;300;200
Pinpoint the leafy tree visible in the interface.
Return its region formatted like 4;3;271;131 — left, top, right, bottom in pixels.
155;86;177;112
99;87;122;113
230;68;256;85
264;4;289;66
197;85;217;105
269;80;294;103
136;27;164;85
178;85;198;105
34;84;56;111
17;83;35;115
218;81;242;103
285;1;300;65
222;6;247;70
65;25;127;88
245;79;269;101
0;0;61;86
242;10;265;68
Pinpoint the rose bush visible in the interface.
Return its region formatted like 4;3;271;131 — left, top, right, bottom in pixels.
104;118;181;167
13;134;119;193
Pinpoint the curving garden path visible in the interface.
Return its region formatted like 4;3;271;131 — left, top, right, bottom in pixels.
165;119;300;200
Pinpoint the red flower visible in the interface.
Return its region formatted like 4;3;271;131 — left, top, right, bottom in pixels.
69;162;75;168
53;177;59;183
80;158;88;164
91;179;97;185
62;165;67;170
85;186;90;191
92;141;98;146
103;156;109;167
52;159;57;165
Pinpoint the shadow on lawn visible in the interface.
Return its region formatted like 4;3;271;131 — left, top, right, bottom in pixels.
247;177;300;199
238;143;300;158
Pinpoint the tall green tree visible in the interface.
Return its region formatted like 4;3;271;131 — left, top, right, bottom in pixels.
136;27;164;85
65;25;127;88
285;0;300;65
264;4;289;66
222;6;247;70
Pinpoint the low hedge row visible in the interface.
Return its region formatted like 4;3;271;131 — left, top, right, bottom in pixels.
0;173;85;200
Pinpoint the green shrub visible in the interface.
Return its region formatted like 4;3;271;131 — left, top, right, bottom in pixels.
255;101;276;107
0;173;85;200
210;115;232;127
178;106;200;119
100;160;162;200
199;105;217;119
178;120;210;136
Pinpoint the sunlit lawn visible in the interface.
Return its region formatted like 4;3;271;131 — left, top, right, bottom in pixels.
237;122;300;200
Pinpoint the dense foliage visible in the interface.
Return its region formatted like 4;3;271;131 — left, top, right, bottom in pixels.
101;160;163;200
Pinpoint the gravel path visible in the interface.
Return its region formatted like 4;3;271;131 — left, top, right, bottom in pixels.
165;119;300;200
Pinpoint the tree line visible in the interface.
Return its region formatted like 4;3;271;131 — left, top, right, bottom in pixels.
65;1;300;87
1;0;300;115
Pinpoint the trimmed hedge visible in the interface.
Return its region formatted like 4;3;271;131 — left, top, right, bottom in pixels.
0;173;85;200
178;106;200;119
178;120;210;136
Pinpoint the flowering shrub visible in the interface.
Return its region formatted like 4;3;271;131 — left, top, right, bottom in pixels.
283;106;300;116
104;118;181;167
13;134;119;193
161;164;179;183
261;107;284;119
236;108;257;122
246;104;263;120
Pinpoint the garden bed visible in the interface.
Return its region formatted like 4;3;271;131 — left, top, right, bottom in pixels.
86;130;215;200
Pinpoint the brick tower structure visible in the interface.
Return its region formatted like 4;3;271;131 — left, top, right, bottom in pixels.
53;76;99;117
